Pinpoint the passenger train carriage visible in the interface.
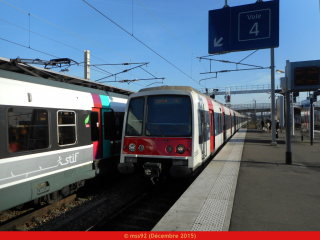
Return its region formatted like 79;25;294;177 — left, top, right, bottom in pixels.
118;86;246;182
0;60;130;212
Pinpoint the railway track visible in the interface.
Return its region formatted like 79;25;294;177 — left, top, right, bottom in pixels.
87;178;190;231
0;171;152;231
0;194;78;231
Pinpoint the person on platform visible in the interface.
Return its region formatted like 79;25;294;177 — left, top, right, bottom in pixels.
261;120;265;132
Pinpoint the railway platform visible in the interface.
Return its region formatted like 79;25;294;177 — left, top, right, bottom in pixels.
153;128;320;231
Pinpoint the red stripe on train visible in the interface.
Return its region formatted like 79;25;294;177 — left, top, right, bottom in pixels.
123;137;192;157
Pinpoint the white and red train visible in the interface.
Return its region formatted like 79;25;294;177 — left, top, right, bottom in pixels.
118;86;247;181
0;58;131;212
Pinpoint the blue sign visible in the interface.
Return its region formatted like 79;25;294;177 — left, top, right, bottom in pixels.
208;0;279;54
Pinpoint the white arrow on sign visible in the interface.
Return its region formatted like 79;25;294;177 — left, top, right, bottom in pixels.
214;37;223;47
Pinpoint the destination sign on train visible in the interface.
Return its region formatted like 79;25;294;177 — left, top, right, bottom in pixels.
154;98;182;105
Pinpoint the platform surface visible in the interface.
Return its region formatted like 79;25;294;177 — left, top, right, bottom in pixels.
153;129;246;231
153;128;320;231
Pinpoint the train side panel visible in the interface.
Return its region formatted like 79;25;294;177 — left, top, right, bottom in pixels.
0;74;127;212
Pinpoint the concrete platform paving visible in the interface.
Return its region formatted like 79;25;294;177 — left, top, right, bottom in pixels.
152;129;247;231
229;129;320;231
153;127;320;231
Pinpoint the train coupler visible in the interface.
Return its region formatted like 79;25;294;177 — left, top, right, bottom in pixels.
143;162;162;185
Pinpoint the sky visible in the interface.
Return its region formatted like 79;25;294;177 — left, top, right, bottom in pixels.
0;0;319;105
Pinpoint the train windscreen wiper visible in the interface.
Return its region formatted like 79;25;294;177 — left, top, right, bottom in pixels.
152;121;168;142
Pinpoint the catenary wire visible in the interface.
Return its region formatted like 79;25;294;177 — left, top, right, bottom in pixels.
82;0;204;87
0;18;154;87
0;38;121;78
136;0;219;88
0;0;165;83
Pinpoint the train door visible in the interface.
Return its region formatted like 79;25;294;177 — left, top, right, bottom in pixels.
102;108;114;157
209;110;215;153
102;109;124;157
230;113;232;135
200;110;207;160
222;112;226;141
113;112;125;154
91;108;101;159
234;113;236;133
219;113;223;146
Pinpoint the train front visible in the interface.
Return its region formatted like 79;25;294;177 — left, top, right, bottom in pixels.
118;89;193;182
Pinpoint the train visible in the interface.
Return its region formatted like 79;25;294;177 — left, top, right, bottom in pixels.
0;57;131;212
0;57;247;211
117;86;247;183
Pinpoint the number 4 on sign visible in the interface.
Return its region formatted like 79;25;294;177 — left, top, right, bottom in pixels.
250;22;259;36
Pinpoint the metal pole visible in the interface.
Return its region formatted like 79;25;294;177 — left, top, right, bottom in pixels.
292;93;295;136
254;99;257;129
225;0;228;7
84;50;90;80
310;98;314;145
270;48;277;145
285;90;292;164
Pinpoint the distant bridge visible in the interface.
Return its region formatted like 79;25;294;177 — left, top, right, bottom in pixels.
200;84;282;95
229;102;301;113
228;103;271;113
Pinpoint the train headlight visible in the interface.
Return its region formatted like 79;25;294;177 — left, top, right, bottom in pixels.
166;145;173;153
128;143;136;152
138;145;145;152
176;144;185;154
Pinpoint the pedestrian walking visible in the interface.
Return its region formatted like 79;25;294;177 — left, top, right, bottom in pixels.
276;120;280;138
266;119;271;133
261;120;265;132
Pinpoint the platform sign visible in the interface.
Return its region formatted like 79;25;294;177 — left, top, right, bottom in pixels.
287;60;320;92
208;0;279;54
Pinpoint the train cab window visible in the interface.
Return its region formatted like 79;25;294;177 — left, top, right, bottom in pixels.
58;111;76;146
146;95;191;137
125;97;144;136
7;107;49;153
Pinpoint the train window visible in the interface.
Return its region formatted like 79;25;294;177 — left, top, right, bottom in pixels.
7;107;49;153
206;111;210;140
58;111;76;146
214;113;219;135
210;112;214;136
125;97;144;136
114;112;124;141
226;115;230;130
91;111;99;142
198;110;205;144
104;111;114;140
146;95;191;137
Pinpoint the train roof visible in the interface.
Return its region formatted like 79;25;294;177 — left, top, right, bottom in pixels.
139;85;243;115
140;85;220;103
0;57;134;96
139;86;210;98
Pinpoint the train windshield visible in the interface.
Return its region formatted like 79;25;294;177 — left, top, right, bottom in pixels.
146;95;191;137
125;97;145;136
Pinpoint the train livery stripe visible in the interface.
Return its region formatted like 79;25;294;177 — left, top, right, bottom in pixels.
91;93;102;108
0;145;93;189
0;161;93;190
100;95;110;108
123;137;192;157
206;98;215;153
